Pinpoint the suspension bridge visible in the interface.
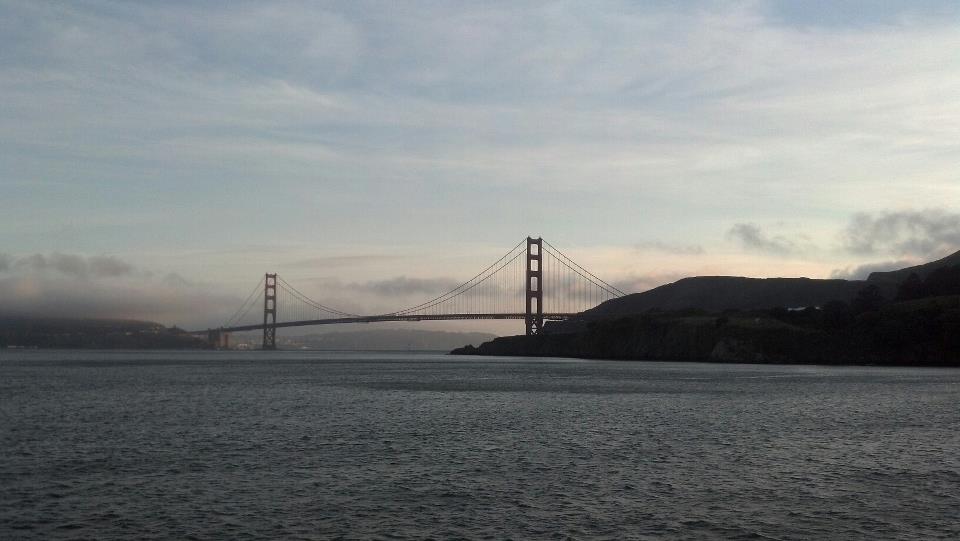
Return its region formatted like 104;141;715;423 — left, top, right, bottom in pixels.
198;237;626;349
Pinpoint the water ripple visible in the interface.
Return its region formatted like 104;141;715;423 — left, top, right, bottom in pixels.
1;351;959;539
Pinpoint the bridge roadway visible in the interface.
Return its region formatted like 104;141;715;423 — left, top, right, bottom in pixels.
195;313;579;335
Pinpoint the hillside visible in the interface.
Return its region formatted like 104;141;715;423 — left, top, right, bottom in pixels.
455;296;960;366
546;276;890;334
456;250;960;366
867;250;960;283
545;252;960;335
0;317;206;349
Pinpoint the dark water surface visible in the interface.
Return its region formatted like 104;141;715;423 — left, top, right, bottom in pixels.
2;350;959;540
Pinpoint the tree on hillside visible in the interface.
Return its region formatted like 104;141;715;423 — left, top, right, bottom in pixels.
822;300;852;328
895;273;923;301
852;284;885;314
894;265;960;300
923;265;960;297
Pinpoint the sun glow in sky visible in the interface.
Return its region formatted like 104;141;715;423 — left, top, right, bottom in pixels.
1;1;959;329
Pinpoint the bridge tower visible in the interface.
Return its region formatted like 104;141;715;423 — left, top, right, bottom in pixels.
262;273;277;350
525;236;544;335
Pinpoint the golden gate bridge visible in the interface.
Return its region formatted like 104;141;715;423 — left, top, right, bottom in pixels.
199;237;626;349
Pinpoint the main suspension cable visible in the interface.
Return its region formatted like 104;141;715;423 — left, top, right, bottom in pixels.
542;241;627;297
277;276;359;318
389;239;526;316
224;279;264;327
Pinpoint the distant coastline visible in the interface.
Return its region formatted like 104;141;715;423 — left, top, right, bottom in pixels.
0;317;206;350
0;318;496;352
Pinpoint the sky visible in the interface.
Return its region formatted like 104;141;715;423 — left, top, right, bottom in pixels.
1;0;959;331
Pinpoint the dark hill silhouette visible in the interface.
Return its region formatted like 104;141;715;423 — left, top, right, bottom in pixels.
867;249;960;283
459;250;960;365
590;276;873;314
546;277;882;333
0;316;205;349
545;252;960;334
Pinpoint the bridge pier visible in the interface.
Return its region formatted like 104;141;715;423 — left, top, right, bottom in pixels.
525;236;544;335
207;328;218;349
263;273;277;350
207;328;230;349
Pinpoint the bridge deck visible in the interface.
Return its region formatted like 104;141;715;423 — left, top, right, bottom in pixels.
195;313;578;334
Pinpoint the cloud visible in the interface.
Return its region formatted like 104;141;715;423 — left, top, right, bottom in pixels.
634;241;704;255
1;1;958;323
727;223;799;255
10;252;135;279
829;260;914;280
88;255;135;277
287;254;405;269
15;253;84;277
840;210;960;258
2;2;957;217
161;272;192;288
0;274;239;329
0;252;243;328
350;276;462;297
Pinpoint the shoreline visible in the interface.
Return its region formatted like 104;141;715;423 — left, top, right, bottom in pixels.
451;311;960;368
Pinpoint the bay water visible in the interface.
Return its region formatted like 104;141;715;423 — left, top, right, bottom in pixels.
2;350;958;539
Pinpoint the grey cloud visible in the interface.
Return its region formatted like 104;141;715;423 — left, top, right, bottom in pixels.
0;253;242;328
727;223;798;255
161;272;192;288
841;210;960;258
0;273;240;329
3;1;958;240
15;254;49;272
351;276;462;297
50;253;89;278
254;276;372;316
88;255;134;277
288;254;404;269
268;276;484;315
829;260;913;281
634;241;705;255
11;252;136;279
